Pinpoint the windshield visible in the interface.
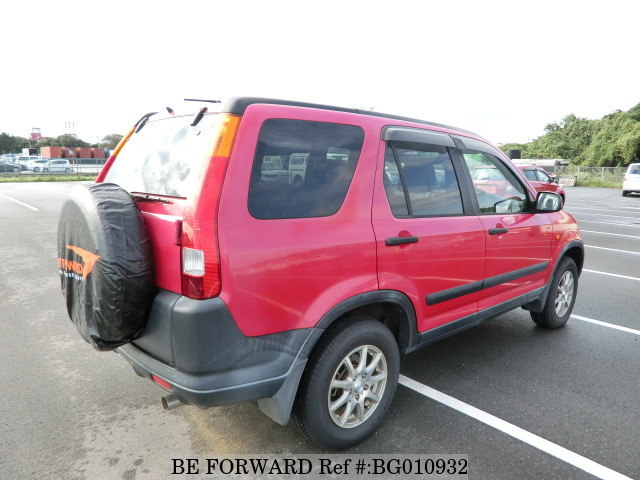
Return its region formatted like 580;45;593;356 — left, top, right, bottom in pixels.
104;113;219;197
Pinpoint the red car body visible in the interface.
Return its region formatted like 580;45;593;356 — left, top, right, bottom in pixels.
92;98;583;445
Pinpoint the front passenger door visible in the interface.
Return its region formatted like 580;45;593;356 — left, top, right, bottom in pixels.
458;146;553;311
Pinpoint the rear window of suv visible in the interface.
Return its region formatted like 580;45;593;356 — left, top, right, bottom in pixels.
248;119;364;219
104;114;220;198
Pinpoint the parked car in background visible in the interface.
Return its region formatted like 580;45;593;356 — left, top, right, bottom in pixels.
622;163;640;196
27;158;49;172
517;164;566;203
0;153;21;163
41;159;73;173
0;160;21;173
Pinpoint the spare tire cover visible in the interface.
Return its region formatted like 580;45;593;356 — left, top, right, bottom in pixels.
57;183;155;351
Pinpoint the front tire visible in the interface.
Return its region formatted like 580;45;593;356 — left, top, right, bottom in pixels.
43;168;50;173
296;316;400;449
531;257;578;329
622;190;628;197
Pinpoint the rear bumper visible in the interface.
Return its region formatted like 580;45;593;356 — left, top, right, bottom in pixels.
117;289;315;408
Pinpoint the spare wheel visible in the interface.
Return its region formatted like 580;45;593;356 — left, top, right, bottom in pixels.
57;183;155;351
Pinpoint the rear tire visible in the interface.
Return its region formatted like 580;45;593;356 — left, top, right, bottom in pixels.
296;316;399;449
43;168;49;173
531;257;578;329
65;168;71;173
622;190;628;196
33;167;40;172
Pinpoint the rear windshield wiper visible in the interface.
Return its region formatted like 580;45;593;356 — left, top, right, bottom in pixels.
130;193;173;204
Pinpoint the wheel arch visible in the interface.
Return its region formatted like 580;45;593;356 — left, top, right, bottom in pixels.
523;239;584;313
313;290;419;353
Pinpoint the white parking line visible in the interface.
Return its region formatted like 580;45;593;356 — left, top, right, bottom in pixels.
579;219;640;228
581;230;640;239
574;212;639;220
0;192;38;211
571;314;640;336
585;245;640;255
398;375;632;480
583;269;640;282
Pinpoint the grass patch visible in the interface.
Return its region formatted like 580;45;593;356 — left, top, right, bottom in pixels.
575;178;621;188
0;174;97;183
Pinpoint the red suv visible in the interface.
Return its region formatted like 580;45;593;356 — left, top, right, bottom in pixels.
57;98;583;449
516;164;566;203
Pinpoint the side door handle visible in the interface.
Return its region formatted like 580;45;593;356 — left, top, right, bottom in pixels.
385;236;419;246
488;228;509;235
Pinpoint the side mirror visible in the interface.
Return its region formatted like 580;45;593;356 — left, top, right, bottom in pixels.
494;197;525;213
536;192;563;212
552;177;559;184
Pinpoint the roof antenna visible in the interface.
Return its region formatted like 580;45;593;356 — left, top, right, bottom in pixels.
184;98;222;104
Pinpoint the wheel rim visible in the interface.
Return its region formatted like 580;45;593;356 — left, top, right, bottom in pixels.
555;270;574;317
327;344;387;429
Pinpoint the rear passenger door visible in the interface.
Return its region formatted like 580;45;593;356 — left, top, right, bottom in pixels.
218;109;381;336
372;127;486;333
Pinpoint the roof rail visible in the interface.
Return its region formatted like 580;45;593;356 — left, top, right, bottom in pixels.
221;97;481;137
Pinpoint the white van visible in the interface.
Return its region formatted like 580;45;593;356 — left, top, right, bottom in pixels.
289;152;309;184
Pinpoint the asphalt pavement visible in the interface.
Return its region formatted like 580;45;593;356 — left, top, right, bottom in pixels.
0;183;638;479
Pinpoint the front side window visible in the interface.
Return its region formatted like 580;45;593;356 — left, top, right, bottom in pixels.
524;170;538;181
384;142;463;217
462;150;527;214
536;169;552;182
248;119;364;219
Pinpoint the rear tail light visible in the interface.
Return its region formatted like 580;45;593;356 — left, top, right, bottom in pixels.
181;114;241;300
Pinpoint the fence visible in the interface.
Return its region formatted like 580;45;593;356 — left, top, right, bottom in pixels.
552;166;626;187
0;158;105;180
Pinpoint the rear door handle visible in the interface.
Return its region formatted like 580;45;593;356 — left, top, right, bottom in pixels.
488;228;509;235
385;236;419;246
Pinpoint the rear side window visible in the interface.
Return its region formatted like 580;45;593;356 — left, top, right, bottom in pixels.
384;141;463;217
248;119;364;219
104;114;220;197
627;165;640;175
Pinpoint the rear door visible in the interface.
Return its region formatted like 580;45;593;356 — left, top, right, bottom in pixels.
217;106;380;337
372;127;485;333
455;138;553;311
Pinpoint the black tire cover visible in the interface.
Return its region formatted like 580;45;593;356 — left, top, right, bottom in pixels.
57;183;155;351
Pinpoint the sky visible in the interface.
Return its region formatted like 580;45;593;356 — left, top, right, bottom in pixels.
1;0;639;146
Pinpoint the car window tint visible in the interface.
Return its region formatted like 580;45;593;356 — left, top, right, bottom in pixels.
524;170;538;181
383;145;409;216
461;150;527;214
387;141;463;216
248;119;364;219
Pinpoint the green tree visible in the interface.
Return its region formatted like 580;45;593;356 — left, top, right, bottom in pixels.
99;134;124;149
0;132;30;153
